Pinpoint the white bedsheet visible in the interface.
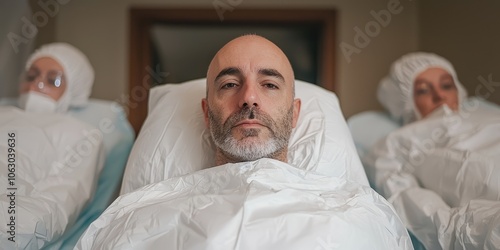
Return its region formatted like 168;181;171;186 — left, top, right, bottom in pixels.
364;104;500;249
76;159;411;250
0;106;104;249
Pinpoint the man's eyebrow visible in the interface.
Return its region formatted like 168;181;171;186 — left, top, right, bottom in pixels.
215;67;242;82
258;68;285;83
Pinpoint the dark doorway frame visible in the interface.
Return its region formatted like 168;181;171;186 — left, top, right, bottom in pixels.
128;8;337;135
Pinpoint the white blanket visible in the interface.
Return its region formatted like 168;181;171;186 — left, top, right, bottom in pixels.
0;107;104;249
364;105;500;249
76;159;412;250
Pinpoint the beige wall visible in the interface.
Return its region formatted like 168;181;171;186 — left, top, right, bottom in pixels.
29;0;57;49
419;0;500;107
50;0;419;118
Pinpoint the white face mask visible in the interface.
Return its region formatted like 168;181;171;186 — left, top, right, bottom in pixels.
423;104;455;120
19;91;57;113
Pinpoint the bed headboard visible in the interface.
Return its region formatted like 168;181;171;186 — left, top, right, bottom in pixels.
128;8;337;135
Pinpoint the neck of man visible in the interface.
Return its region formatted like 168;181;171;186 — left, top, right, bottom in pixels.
214;148;288;166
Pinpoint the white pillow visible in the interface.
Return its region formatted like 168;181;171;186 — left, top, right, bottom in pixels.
347;111;401;159
120;79;368;194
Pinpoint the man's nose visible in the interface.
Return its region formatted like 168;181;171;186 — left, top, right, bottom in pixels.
239;81;261;108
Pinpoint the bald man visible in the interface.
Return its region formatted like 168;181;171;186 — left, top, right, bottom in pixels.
202;35;301;165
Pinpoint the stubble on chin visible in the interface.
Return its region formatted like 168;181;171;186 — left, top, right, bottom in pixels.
209;105;293;164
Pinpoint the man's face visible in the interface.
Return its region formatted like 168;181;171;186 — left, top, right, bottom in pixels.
202;36;300;162
413;67;459;118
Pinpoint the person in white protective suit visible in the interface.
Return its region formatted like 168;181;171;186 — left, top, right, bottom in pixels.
75;35;413;250
0;43;104;249
365;52;500;250
18;42;94;113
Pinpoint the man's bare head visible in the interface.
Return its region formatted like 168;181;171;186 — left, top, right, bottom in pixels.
206;35;295;93
202;35;301;165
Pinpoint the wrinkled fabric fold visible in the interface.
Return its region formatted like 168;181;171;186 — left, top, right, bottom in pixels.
364;105;500;249
0;106;103;249
77;159;411;250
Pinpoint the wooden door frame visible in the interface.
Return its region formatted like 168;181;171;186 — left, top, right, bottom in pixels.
128;8;337;135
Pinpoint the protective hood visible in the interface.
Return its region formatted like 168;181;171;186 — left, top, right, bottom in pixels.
377;52;467;124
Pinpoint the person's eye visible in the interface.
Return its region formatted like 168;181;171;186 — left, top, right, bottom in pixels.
25;74;37;82
415;88;429;95
48;77;62;87
263;83;278;89
221;82;237;89
24;68;40;81
441;82;456;90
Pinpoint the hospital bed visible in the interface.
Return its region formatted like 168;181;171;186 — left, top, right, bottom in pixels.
0;98;135;249
75;79;413;249
347;97;500;250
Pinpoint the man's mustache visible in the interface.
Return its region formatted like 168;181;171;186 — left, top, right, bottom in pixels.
225;106;273;130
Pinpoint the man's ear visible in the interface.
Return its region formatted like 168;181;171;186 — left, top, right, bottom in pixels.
201;98;210;128
292;98;301;128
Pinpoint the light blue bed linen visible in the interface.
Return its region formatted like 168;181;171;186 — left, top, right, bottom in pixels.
44;99;134;250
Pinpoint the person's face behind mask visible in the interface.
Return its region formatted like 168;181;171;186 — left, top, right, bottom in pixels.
18;57;67;113
413;67;459;118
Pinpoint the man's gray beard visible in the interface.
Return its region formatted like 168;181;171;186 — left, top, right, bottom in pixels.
208;105;293;162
